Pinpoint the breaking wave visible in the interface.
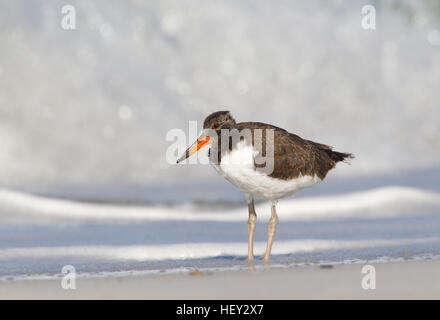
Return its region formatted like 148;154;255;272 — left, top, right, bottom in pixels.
1;237;439;262
1;186;439;223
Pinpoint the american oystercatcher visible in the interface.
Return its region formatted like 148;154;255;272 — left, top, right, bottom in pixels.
177;111;353;261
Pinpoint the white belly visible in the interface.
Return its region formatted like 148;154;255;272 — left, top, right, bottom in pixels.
210;141;321;201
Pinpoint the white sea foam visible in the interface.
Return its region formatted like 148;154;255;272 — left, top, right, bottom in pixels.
0;186;439;223
0;2;439;188
3;253;440;282
0;237;439;262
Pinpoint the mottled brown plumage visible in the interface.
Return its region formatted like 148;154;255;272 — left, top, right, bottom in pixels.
239;122;352;180
204;111;353;181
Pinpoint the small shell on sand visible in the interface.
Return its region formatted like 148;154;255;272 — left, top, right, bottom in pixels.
189;269;202;276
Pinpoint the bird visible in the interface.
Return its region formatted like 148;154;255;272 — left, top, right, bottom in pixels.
176;111;353;261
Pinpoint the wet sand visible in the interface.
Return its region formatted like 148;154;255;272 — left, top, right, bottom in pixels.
0;259;439;299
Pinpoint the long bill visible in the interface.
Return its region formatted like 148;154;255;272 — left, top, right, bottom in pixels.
176;133;211;163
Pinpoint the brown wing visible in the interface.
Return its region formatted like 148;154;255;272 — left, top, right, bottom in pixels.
236;122;351;180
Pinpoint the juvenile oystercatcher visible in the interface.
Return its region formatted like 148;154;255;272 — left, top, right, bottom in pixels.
177;111;353;261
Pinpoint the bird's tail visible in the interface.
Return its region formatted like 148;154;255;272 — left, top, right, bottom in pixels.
307;139;354;164
327;150;354;163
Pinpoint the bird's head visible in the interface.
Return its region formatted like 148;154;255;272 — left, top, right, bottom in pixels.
203;111;236;131
176;111;236;163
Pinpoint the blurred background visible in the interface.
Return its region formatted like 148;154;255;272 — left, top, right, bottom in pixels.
1;0;440;278
0;0;439;202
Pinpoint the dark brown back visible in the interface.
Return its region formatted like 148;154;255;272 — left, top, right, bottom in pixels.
235;122;353;180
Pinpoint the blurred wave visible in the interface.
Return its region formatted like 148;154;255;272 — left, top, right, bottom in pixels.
0;0;439;191
1;237;439;262
1;185;439;223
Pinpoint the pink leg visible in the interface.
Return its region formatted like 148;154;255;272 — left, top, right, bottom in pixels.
263;202;278;261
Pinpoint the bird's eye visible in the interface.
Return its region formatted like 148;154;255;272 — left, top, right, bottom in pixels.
211;124;216;129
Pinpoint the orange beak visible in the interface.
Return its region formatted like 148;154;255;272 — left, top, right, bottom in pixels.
176;134;211;163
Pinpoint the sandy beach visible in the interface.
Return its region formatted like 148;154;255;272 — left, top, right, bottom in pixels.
1;259;438;299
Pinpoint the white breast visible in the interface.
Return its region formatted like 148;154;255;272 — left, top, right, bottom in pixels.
210;140;321;201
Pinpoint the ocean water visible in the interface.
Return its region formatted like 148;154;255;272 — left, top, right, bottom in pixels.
1;169;440;280
0;1;440;279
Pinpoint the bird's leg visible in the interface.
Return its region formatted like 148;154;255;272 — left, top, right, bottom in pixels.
263;201;279;262
247;197;257;261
